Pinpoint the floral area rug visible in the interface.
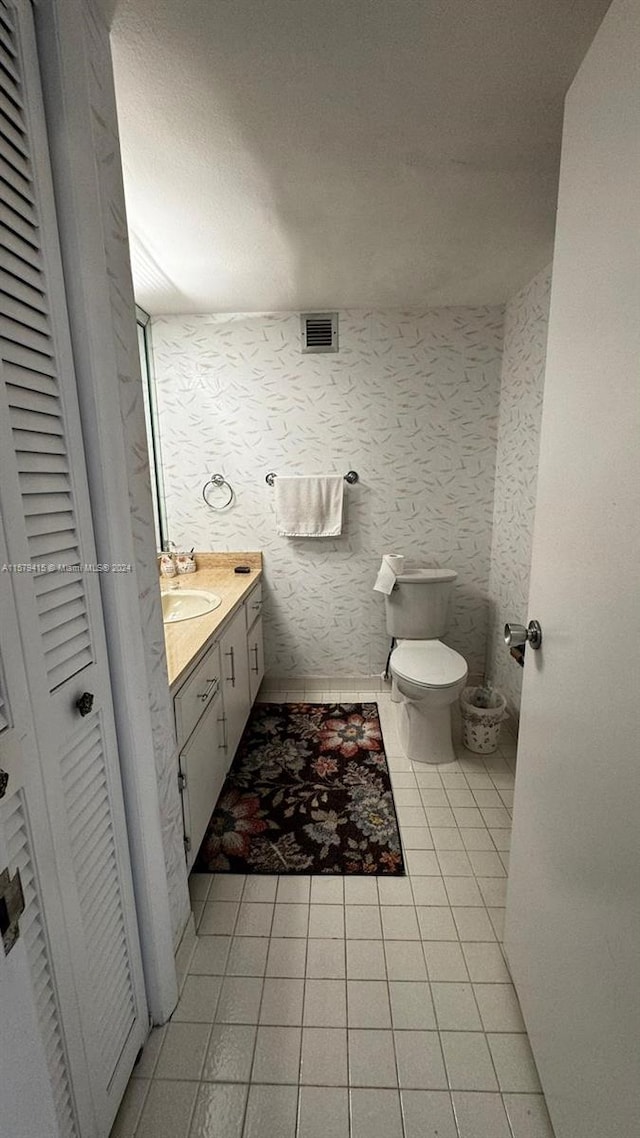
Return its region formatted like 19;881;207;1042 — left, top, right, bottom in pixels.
194;702;405;875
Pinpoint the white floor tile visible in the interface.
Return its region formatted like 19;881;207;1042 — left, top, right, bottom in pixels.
260;978;305;1025
198;901;239;936
189;936;231;976
348;1028;397;1087
397;805;429;827
468;850;506;878
461;942;511;983
310;876;344;904
452;907;496;941
423;941;468;982
377;876;414;906
416;906;458;941
346;938;386;980
208;875;245;903
440;1031;498;1091
394;1030;447;1090
135;1080;198;1138
306;937;346;979
477;876;508;906
252;1025;302;1084
242;875;279;902
405;850;441;875
472;788;503;808
303;979;347;1027
411;877;448;906
431;982;482;1030
154;1022;210;1081
436;851;473;876
345;905;383;939
381;905;420;940
400;1089;457;1138
480;806;512;828
489;828;511;851
389;981;436;1029
297;1086;349;1138
271;903;309;938
451;1090;512;1138
443;877;484;907
235;902;274;937
503;1093;557;1137
300;1027;348;1086
266;937;307;978
347;980;392;1028
308;903;344;938
488;906;507;941
202;1023;256;1083
350;1087;404;1138
419;788;449;808
473;984;526;1032
452;807;485;828
344;876;379;904
225;937;269;976
430;828;465;851
172;976;222;1023
487;1033;542;1092
414;770;444;788
393;787;423;807
445;788;475;808
243;1083;298;1138
460;827;496;851
215;976;263;1024
401;827;435;849
384;940;428;981
276;876;311;903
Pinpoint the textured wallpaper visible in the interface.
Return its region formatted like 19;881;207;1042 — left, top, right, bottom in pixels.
84;2;190;947
151;307;504;681
486;266;552;717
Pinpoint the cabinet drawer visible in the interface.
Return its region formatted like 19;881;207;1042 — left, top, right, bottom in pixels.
175;640;222;747
245;582;263;630
248;615;264;704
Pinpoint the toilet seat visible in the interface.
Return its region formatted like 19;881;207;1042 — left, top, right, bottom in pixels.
391;639;467;689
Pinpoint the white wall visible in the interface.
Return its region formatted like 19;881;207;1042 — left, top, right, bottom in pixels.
486;266;551;716
151;307;504;681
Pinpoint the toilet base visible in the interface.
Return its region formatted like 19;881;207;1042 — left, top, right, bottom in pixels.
397;699;457;765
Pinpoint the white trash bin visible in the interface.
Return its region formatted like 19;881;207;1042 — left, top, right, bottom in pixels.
460;687;507;754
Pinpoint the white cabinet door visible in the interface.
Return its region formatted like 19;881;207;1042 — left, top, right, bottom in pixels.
180;687;227;872
219;608;251;760
0;2;146;1133
247;616;265;704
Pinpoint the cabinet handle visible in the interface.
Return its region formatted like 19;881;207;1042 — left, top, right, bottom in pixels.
218;713;227;751
224;646;235;687
250;644;259;674
199;677;219;702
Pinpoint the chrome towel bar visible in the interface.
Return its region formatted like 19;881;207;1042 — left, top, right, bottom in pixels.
265;470;358;486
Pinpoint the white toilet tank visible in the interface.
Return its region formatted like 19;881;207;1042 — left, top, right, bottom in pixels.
384;568;457;639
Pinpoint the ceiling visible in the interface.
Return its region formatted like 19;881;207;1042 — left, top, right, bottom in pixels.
105;0;610;314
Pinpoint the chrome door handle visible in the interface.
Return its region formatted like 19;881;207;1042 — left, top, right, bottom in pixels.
218;713;227;751
224;647;235;687
198;677;219;701
250;644;259;674
504;620;542;650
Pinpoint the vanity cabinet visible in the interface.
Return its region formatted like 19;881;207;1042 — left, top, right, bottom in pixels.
174;582;265;870
219;607;251;758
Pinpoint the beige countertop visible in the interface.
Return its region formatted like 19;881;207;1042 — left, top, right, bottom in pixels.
161;552;262;690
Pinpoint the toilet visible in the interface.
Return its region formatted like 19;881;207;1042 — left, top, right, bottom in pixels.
384;568;468;764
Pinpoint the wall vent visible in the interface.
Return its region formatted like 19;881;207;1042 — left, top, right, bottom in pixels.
300;312;338;353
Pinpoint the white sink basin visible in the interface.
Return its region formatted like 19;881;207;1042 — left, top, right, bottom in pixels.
161;589;222;624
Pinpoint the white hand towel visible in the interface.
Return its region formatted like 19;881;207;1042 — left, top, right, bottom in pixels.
274;475;344;537
373;553;405;595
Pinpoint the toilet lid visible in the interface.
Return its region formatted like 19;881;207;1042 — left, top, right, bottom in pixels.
391;640;467;688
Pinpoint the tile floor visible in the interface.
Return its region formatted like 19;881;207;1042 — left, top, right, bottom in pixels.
111;688;556;1138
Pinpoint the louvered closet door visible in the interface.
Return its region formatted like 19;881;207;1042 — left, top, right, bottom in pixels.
0;1;147;1133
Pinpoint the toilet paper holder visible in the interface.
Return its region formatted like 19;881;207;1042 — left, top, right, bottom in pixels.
504;620;543;650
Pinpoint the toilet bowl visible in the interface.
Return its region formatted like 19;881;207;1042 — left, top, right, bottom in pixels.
390;639;468;764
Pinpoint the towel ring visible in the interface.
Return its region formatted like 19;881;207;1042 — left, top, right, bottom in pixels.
202;473;234;510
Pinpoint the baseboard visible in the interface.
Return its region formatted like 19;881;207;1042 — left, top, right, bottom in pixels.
261;674;385;692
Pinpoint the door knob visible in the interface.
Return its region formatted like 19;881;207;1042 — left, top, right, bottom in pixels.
504;621;543;650
75;692;94;716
